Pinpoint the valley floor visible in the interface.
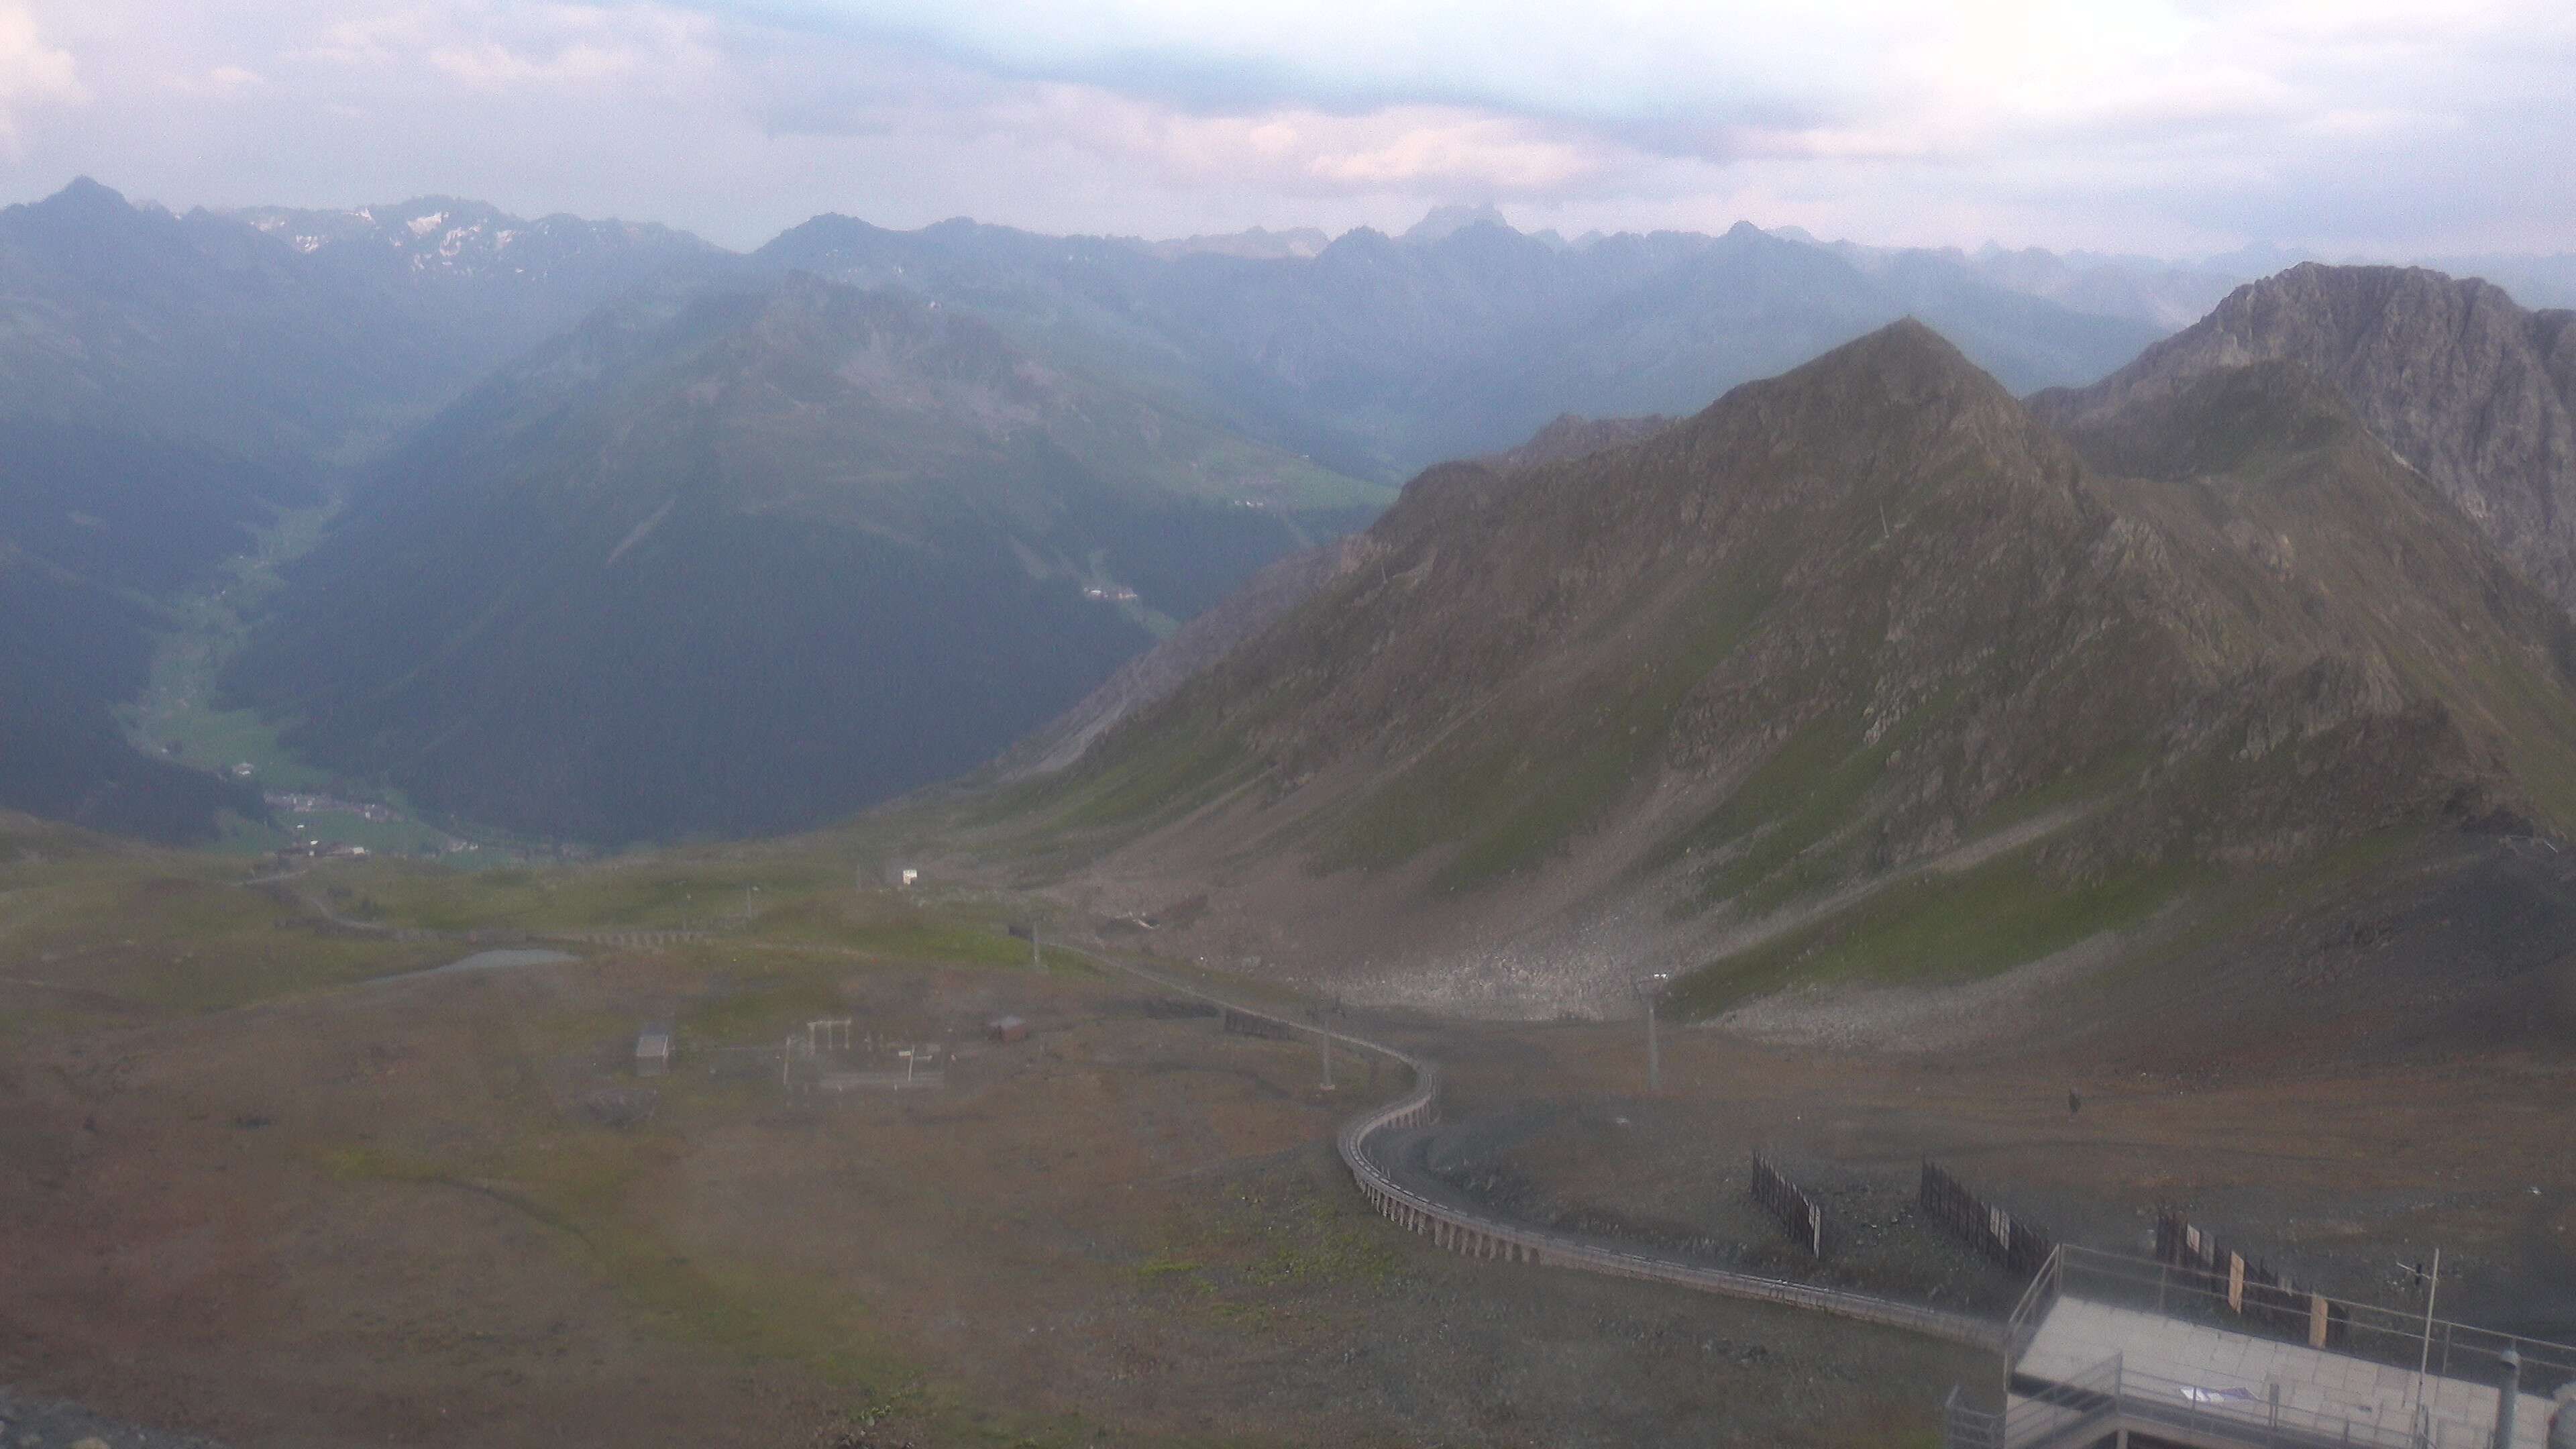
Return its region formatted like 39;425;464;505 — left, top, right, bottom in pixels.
3;832;2571;1448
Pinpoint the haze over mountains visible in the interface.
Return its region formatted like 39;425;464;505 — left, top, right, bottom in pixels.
756;209;2168;482
7;173;2576;863
0;179;713;843
222;272;1384;842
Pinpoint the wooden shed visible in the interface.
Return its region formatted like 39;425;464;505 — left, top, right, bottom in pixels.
986;1015;1028;1044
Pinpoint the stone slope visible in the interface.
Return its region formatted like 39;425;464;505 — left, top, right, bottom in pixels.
2036;263;2576;612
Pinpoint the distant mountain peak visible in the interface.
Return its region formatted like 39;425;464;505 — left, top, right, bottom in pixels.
231;192;713;284
48;175;123;205
2036;260;2576;613
1402;203;1513;245
1146;225;1332;261
20;176;156;228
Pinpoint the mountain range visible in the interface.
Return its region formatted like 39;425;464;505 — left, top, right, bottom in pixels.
0;179;716;842
11;174;2576;867
755;211;2169;482
976;286;2576;1016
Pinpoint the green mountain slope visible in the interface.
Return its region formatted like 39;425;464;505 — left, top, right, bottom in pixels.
0;179;718;843
221;272;1395;844
971;321;2576;1016
0;422;296;841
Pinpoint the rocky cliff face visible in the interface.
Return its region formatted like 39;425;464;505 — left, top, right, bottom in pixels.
2036;264;2576;612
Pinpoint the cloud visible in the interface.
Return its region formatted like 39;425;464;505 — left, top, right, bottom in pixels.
282;3;722;93
164;64;266;98
0;3;83;146
739;36;1642;201
0;0;2568;258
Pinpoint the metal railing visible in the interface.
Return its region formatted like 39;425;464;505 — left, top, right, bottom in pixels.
2045;1245;2576;1402
1070;946;2004;1350
2002;1238;2066;1373
1951;1346;2481;1449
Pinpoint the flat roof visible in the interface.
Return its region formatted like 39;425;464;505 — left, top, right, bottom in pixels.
2020;1295;2555;1449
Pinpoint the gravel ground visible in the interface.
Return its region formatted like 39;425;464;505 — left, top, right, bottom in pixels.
0;1388;228;1449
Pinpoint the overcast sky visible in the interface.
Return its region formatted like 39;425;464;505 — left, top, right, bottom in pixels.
0;0;2569;258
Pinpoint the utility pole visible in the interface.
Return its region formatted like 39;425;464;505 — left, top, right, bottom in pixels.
1646;991;1660;1093
1313;998;1342;1090
2415;1246;2443;1418
1633;972;1670;1093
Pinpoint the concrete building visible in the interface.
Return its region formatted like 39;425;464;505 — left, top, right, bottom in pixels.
1948;1246;2574;1449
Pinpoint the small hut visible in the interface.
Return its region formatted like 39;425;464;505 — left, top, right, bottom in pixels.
635;1022;673;1076
986;1015;1028;1044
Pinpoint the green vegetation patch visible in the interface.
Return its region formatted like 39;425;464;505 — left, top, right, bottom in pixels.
971;698;1259;853
1320;584;1774;890
1654;687;1968;918
315;1099;1126;1446
1139;1173;1406;1337
0;855;446;1024
320;1129;920;1389
1671;845;2208;1018
341;853;847;934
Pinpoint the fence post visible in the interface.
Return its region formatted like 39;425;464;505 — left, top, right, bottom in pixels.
2492;1348;2520;1449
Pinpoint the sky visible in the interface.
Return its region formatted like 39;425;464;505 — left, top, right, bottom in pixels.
0;0;2569;258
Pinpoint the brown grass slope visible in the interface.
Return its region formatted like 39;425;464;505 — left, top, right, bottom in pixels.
991;411;1678;788
977;320;2576;1016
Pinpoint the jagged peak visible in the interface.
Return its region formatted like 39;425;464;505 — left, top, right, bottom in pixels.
2207;260;2526;335
1402;202;1512;245
47;175;126;207
16;176;152;225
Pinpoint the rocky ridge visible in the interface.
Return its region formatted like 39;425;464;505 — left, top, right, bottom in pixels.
2037;264;2576;613
984;319;2576;1014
